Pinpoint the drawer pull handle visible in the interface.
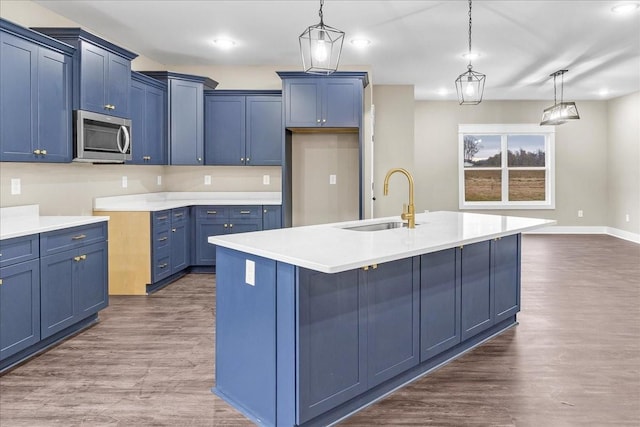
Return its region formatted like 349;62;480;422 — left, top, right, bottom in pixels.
156;216;168;220
158;237;168;242
240;210;251;214
0;279;3;286
159;263;168;269
207;211;217;215
174;213;184;218
72;234;87;240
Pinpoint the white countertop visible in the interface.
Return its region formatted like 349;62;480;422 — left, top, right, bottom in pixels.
208;211;556;273
0;205;109;241
93;192;282;212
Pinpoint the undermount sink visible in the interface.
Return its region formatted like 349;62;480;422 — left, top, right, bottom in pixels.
341;221;414;232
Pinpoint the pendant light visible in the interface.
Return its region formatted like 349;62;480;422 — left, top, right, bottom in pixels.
455;0;486;105
540;69;580;126
299;0;344;75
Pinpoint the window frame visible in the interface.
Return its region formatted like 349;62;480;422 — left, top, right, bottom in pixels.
458;124;556;210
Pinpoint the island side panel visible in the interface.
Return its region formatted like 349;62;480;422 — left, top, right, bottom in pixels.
214;247;277;426
492;234;521;322
276;262;296;427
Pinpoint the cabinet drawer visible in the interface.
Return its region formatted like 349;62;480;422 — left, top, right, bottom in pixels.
0;235;39;268
171;207;189;223
40;222;107;256
153;252;171;282
153;229;170;250
195;206;229;220
152;210;171;227
230;206;261;219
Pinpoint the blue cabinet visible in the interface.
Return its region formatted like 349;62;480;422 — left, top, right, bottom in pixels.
262;205;282;230
40;223;108;339
0;234;40;361
33;27;138;119
130;72;167;164
142;72;218;165
420;247;461;361
279;73;366;128
170;208;190;274
493;234;521;322
204;91;282;166
0;19;73;162
151;208;191;282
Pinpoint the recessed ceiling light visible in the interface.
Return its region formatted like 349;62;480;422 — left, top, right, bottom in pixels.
611;2;640;13
350;38;371;48
598;88;610;97
212;38;236;49
462;52;480;61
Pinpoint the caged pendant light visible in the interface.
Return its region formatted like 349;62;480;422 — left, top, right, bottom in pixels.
455;0;486;105
299;0;344;75
540;69;580;126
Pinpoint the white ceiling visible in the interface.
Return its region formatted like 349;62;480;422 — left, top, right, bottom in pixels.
33;0;640;100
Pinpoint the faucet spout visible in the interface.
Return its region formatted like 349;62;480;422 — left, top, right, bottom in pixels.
383;168;416;229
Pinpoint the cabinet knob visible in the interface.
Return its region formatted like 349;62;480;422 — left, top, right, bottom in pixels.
224;224;228;228
33;149;41;155
41;149;47;155
317;119;321;123
264;209;267;213
0;279;3;286
198;157;202;162
246;158;250;163
229;224;233;228
322;119;326;123
172;228;176;232
74;256;81;262
241;157;244;162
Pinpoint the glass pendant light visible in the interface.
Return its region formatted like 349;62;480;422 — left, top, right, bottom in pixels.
540;69;580;126
299;0;344;75
455;0;486;105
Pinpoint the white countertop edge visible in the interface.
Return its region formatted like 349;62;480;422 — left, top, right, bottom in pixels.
207;212;556;273
1;216;109;241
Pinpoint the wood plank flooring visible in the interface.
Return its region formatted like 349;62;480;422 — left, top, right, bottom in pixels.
1;234;638;426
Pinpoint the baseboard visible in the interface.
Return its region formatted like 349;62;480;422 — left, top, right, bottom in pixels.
525;225;640;244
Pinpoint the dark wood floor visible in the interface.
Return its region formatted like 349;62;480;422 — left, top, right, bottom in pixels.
1;235;638;426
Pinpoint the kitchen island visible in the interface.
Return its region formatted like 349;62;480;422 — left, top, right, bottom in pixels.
208;211;554;427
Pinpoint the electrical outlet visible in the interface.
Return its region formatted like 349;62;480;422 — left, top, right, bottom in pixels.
263;175;270;185
626;214;630;222
10;178;21;195
122;176;128;188
329;174;337;185
204;175;212;185
578;210;583;218
157;176;162;186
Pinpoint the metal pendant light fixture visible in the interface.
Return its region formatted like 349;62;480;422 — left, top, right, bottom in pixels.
455;0;486;105
299;0;344;75
540;69;580;126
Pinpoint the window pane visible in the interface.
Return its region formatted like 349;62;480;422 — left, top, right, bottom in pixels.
463;135;501;167
507;135;545;167
508;170;546;201
465;170;501;201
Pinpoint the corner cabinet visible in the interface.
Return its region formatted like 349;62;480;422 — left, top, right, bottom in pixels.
151;208;191;283
141;71;218;165
130;72;167;165
0;19;74;163
204;91;282;166
278;72;367;128
33;27;138;119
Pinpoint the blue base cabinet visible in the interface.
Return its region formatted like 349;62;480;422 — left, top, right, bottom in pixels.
214;233;522;427
262;206;282;230
151;208;191;283
1;19;73;163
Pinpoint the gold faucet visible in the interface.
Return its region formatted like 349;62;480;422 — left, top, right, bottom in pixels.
383;168;416;229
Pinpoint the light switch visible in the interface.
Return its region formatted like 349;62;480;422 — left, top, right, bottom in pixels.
329;174;337;185
245;260;255;286
204;175;212;185
10;178;21;195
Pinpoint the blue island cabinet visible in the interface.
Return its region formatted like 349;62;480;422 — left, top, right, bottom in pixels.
0;19;74;163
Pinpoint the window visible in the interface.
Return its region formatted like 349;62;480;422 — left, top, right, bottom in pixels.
458;124;555;209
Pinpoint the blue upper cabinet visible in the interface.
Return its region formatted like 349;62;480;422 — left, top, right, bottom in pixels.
278;71;368;128
204;90;282;166
0;19;74;162
142;72;218;165
32;27;138;119
129;72;167;165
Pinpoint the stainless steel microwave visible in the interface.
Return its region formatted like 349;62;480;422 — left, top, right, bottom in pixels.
74;110;131;163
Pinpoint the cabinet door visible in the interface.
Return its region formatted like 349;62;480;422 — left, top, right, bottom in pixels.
0;259;40;360
204;95;245;165
493;235;521;322
129;78;146;163
284;79;321;127
229;220;262;234
171;220;189;274
37;48;72;162
421;248;461;361
80;42;109;114
0;32;37;161
194;221;228;266
246;96;282;165
366;258;420;388
323;80;361;127
106;53;130;118
297;268;367;423
40;250;76;339
169;79;203;165
76;242;108;318
460;240;493;341
262;206;282;230
145;84;166;164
